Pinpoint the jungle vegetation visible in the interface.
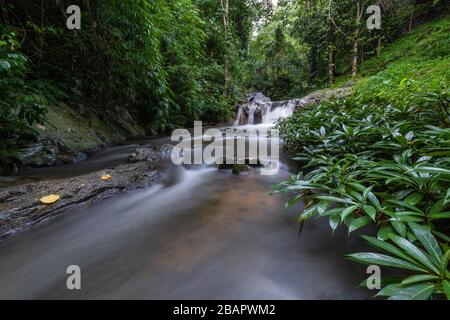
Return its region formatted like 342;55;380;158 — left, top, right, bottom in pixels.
1;0;449;299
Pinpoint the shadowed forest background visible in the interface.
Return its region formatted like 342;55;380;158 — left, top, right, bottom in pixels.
1;1;447;168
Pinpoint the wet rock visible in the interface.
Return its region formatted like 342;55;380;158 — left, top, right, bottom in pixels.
156;144;174;160
232;164;253;176
128;147;160;162
0;161;160;239
128;144;174;162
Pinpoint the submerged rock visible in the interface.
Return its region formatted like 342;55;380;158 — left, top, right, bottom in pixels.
128;144;174;162
232;164;253;176
128;147;160;162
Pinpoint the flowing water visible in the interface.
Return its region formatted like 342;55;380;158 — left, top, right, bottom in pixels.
0;104;372;299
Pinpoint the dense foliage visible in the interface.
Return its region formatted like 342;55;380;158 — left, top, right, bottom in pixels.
275;17;450;299
245;0;448;100
0;0;266;161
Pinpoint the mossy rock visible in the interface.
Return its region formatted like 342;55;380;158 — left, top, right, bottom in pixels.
232;164;252;175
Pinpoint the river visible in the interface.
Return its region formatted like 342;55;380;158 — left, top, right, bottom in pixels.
0;101;372;299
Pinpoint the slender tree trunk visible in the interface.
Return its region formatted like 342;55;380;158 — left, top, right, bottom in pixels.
376;36;382;56
221;0;229;97
351;1;362;78
408;9;414;33
328;46;334;85
309;48;318;84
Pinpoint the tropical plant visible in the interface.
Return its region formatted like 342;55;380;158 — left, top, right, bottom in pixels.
348;223;450;300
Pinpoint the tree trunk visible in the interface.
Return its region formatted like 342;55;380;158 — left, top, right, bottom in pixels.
408;9;414;33
376;36;382;56
351;1;362;78
221;0;229;97
309;48;318;84
328;46;334;85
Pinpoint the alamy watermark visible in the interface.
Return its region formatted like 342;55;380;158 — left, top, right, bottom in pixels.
366;265;381;290
65;4;382;31
66;265;81;290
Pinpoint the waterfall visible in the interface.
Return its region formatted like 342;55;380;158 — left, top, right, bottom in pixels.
233;106;244;126
234;93;301;126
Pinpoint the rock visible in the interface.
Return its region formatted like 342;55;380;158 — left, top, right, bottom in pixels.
0;161;160;239
128;147;160;162
156;144;174;160
128;144;174;162
232;164;252;176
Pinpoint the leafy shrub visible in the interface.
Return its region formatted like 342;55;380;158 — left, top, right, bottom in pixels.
274;30;450;298
0;28;48;160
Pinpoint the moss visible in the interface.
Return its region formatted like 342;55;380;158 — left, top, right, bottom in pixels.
34;103;145;154
232;164;250;175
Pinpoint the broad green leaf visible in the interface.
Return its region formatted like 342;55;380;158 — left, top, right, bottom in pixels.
348;216;371;234
389;284;435;300
408;222;442;267
363;205;377;221
347;253;426;272
361;235;418;264
443;280;450;300
404;192;424;206
391;221;407;237
389;234;440;274
401;274;438;286
429;212;450;220
329;214;340;232
415;166;450;175
315;195;356;205
377;225;395;241
340;204;359;220
441;250;450;278
430;199;445;214
377;283;402;297
387;199;423;213
390;216;424;223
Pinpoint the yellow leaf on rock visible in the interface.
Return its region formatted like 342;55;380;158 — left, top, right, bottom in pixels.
101;174;112;181
40;194;60;204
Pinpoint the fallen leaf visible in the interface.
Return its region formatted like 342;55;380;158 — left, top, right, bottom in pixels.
101;174;112;181
40;194;60;204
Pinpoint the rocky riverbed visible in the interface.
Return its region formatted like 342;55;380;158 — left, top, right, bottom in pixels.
0;145;173;239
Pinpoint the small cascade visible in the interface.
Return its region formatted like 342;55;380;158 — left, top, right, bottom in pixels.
247;102;258;125
234;93;303;126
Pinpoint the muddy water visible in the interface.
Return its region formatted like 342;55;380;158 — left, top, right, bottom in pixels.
0;128;372;299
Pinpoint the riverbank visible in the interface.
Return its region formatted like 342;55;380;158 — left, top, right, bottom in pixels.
0;144;176;239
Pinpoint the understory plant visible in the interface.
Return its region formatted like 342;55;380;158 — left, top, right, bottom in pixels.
275;86;450;299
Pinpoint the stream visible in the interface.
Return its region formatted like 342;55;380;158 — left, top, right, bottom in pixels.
0;97;372;299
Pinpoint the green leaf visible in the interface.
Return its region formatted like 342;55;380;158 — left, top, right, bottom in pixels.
363;205;377;221
348;216;371;234
441;250;450;278
347;253;427;272
430;199;445;214
389;284;435;300
0;60;11;70
377;283;402;297
377;225;395;241
340;204;359;220
388;234;440;274
408;223;442;267
391;221;407;237
401;275;438;286
361;235;418;264
390;216;424;222
430;212;450;220
415;166;450;175
404;192;424;206
315;196;356;205
329;214;340;232
443;280;450;300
